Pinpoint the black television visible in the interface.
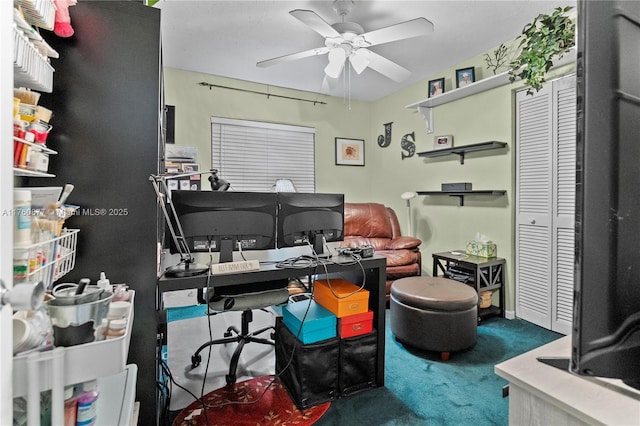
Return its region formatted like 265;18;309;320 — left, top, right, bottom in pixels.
168;191;278;275
570;0;640;389
277;193;345;257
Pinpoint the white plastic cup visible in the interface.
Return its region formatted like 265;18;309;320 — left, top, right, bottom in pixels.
107;301;131;319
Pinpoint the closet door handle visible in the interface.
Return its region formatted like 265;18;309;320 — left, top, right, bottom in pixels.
530;219;536;224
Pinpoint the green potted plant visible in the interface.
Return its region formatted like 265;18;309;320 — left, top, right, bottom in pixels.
508;6;575;94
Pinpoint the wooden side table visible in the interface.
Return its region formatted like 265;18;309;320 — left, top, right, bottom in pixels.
432;251;505;320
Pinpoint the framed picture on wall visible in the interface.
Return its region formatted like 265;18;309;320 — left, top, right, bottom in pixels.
433;135;453;150
455;67;476;88
335;138;365;166
182;162;200;178
428;77;445;97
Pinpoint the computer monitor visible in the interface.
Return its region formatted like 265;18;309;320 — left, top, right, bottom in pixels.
277;193;344;256
169;191;278;273
570;0;640;389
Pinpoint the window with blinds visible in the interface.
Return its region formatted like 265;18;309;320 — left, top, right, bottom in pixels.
211;117;316;192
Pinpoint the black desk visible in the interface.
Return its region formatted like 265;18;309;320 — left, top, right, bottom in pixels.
157;255;387;386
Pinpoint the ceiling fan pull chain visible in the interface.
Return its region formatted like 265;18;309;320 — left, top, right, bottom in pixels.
348;61;352;110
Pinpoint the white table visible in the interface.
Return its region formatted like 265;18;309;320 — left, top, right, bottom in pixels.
495;336;640;425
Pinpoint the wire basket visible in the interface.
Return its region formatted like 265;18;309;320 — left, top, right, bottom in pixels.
15;229;79;289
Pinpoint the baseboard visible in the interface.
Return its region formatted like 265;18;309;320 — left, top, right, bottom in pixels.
504;310;515;320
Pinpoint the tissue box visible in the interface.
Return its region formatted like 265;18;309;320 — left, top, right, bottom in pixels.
466;241;497;258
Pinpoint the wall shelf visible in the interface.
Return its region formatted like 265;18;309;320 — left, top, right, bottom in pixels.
406;48;576;133
418;190;506;206
418;141;507;164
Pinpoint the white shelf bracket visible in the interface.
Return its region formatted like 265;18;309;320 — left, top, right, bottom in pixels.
417;106;433;133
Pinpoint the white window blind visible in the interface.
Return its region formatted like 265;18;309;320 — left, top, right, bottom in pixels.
211;117;315;192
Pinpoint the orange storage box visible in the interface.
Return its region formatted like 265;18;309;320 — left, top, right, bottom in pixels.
313;278;369;318
339;310;374;338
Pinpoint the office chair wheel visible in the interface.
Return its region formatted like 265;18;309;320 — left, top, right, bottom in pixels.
225;373;236;385
191;354;201;369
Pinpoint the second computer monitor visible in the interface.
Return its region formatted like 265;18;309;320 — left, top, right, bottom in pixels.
171;190;278;262
277;192;345;256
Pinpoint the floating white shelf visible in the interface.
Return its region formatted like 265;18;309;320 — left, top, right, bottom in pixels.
407;48;576;133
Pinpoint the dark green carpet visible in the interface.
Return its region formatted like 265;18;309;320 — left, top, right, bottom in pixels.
164;306;561;426
316;311;561;426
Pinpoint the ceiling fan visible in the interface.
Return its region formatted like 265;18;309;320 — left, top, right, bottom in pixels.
256;0;434;83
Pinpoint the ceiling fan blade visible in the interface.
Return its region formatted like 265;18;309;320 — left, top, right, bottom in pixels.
290;9;341;38
257;46;330;68
349;49;370;74
358;18;434;47
324;47;346;79
364;49;411;82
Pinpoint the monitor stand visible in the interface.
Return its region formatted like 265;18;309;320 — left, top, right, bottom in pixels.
537;356;570;371
165;258;209;278
313;234;331;259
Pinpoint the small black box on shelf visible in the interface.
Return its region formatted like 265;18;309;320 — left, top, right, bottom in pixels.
441;182;472;192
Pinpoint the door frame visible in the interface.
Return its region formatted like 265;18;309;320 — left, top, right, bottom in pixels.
1;0;15;421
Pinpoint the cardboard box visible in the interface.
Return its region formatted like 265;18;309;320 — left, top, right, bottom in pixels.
338;310;374;338
466;241;497;258
313;278;369;318
282;299;336;344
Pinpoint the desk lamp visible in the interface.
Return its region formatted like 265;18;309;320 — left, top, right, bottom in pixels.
150;169;230;278
272;179;297;192
400;191;418;236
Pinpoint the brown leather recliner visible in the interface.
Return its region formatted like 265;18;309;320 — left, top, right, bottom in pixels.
343;202;422;301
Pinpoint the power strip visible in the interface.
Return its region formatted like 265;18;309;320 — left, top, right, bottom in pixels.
210;259;260;275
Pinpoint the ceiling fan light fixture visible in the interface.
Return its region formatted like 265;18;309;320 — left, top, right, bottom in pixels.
325;47;347;78
349;49;370;74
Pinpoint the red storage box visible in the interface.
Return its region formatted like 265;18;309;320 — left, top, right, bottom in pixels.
339;310;373;338
313;278;369;318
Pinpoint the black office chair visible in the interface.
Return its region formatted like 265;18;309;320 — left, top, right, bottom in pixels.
190;279;290;385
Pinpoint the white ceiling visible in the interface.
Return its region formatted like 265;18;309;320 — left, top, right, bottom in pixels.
156;0;573;102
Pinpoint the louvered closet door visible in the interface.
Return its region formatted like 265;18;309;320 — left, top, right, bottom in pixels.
516;85;554;329
516;75;576;333
551;76;576;335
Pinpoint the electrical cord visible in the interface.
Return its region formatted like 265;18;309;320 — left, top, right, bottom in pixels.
160;240;371;418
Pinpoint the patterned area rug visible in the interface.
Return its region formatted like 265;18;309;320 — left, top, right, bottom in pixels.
172;375;330;426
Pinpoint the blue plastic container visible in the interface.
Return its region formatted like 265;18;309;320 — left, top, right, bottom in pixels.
282;299;336;344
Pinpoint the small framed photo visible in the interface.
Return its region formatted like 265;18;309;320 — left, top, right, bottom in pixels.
428;77;445;97
434;135;453;150
181;162;200;180
335;138;365;166
167;180;179;191
456;67;475;88
179;180;191;190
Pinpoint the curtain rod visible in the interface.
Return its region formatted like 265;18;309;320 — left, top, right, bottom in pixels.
197;82;327;105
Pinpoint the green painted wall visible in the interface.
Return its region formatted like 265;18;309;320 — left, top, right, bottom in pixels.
163;69;374;197
163;48;575;314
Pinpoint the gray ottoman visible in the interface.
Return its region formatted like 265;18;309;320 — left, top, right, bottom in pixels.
390;276;478;360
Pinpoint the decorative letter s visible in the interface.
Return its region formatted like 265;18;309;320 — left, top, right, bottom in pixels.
401;132;416;159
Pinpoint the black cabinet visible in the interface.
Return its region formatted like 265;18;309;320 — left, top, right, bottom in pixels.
432;251;505;320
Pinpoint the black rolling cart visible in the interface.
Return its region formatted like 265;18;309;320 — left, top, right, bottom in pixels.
432;251;505;320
